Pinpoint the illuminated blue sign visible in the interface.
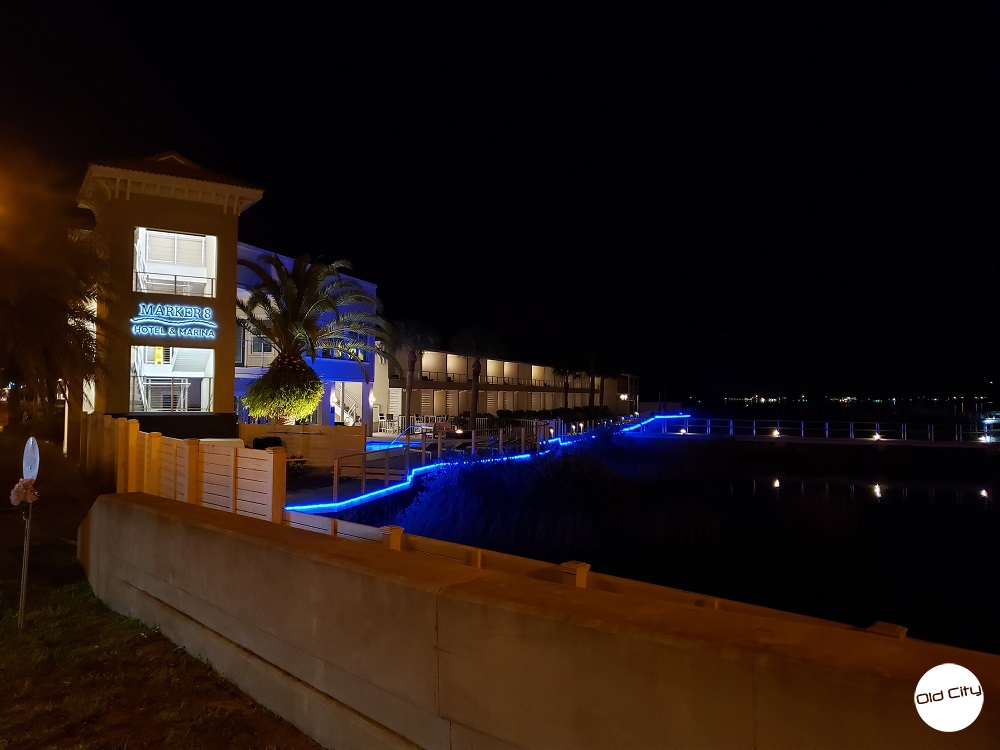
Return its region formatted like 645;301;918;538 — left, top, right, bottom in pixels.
130;303;218;339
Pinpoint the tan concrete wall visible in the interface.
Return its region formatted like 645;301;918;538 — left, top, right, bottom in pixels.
80;493;1000;750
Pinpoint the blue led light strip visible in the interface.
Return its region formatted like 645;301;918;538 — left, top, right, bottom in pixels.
284;415;691;514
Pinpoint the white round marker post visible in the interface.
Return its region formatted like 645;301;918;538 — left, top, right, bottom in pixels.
18;437;40;630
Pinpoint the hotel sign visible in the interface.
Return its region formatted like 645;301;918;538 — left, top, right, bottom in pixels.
130;303;218;339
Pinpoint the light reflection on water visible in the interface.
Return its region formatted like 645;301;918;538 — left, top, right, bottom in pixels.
734;476;994;509
334;436;1000;656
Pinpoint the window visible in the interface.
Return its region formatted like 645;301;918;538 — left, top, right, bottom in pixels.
235;323;245;366
130;345;215;412
251;336;273;354
133;227;218;297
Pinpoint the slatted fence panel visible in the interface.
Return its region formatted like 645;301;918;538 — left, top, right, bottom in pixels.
175;439;194;502
283;511;335;534
159;438;179;500
136;432;148;493
333;519;383;542
235;447;277;521
199;444;236;513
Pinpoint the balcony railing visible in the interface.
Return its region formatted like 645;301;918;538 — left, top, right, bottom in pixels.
134;272;215;298
391;371;570;388
629;416;1000;444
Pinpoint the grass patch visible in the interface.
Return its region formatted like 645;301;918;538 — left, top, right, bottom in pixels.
0;432;321;749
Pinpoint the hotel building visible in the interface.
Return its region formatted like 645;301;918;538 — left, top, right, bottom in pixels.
74;152;635;438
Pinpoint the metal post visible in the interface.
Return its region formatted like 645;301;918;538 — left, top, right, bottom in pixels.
849;422;854;439
18;503;32;630
825;421;829;439
729;419;733;437
800;420;804;438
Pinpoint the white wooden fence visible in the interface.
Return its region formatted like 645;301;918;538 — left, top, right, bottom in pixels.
80;412;286;523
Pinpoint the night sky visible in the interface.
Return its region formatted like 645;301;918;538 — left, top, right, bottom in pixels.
2;6;999;401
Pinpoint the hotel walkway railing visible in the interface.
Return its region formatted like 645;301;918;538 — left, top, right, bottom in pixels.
628;414;999;444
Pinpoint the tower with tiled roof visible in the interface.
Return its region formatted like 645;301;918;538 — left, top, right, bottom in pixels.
77;152;263;419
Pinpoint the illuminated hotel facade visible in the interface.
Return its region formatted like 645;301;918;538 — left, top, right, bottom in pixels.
75;152;634;436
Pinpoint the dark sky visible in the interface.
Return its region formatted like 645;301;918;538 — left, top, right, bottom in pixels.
2;5;999;400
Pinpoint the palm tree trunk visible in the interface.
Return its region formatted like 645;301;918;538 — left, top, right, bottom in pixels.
405;349;417;426
470;357;481;427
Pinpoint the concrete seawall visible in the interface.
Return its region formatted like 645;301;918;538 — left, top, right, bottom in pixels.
80;492;1000;749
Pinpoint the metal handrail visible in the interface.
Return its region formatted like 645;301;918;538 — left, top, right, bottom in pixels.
633;416;998;444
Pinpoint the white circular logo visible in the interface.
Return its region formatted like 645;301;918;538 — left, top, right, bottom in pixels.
914;663;983;732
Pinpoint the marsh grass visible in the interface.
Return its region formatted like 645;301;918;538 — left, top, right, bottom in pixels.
0;432;321;749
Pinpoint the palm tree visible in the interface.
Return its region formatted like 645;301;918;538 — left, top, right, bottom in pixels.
588;361;597;408
451;326;505;428
553;365;581;410
236;254;389;424
386;319;438;428
0;228;115;434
